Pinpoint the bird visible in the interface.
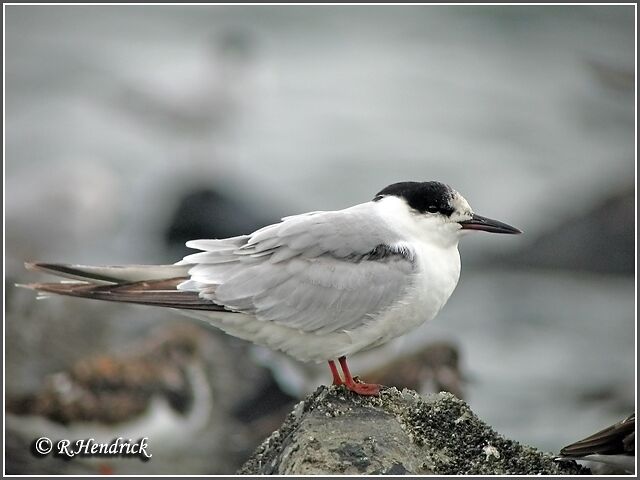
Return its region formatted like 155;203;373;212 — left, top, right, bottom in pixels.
557;413;635;474
22;181;521;396
6;325;210;427
5;325;216;475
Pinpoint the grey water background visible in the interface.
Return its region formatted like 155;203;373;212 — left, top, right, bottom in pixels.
5;4;635;470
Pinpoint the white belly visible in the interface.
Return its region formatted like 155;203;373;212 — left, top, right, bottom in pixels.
184;243;461;363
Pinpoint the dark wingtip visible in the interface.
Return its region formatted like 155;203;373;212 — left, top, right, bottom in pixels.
559;413;635;457
24;261;64;273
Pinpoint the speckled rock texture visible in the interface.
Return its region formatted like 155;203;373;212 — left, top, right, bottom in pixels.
239;386;589;475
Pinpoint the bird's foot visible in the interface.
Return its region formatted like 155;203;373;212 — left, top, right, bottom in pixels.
344;380;381;396
327;356;382;395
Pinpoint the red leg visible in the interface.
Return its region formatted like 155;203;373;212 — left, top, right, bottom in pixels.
338;356;381;396
328;360;344;386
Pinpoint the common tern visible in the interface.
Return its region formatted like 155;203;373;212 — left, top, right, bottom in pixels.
24;181;521;395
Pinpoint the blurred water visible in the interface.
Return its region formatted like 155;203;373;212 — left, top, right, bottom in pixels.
6;6;635;265
5;4;636;466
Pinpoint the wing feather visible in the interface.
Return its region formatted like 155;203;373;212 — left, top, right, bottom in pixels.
180;203;416;334
23;278;225;311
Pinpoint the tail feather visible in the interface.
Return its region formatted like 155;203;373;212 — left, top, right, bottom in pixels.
25;262;191;284
21;277;227;311
21;262;226;311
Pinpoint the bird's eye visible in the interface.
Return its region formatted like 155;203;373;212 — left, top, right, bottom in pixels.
427;205;439;213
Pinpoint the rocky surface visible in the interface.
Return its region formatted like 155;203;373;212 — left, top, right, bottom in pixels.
239;386;589;475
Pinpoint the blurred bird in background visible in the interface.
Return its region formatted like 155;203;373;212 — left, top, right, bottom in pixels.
557;413;635;475
5;324;289;475
7;326;209;427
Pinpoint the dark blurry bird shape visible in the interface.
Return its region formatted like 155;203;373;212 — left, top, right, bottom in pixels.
557;413;635;475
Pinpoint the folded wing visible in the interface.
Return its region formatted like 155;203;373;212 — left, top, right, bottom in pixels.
180;204;417;334
24;203;418;335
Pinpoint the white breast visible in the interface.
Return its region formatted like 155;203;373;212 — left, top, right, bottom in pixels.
345;239;461;355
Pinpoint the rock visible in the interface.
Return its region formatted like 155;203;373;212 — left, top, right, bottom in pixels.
164;187;279;259
239;386;589;475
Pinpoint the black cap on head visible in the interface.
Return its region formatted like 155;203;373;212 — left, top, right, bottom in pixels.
373;181;455;216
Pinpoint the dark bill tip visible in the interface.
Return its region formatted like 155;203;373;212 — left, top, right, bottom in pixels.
459;213;522;234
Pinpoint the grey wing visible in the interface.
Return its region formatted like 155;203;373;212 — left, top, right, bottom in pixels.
178;204;417;334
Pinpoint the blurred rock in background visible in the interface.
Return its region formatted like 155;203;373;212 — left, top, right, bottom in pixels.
5;323;278;474
164;186;279;259
496;183;634;275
